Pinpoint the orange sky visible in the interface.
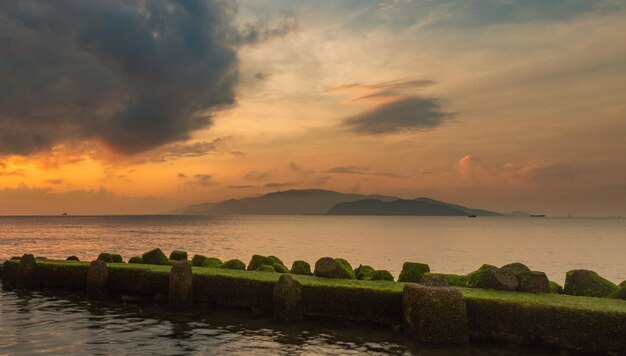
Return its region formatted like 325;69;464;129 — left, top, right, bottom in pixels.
1;1;625;216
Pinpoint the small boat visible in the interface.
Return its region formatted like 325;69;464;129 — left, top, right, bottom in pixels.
529;214;545;218
467;214;477;218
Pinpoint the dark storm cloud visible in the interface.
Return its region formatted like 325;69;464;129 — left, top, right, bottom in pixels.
342;96;454;135
0;1;294;156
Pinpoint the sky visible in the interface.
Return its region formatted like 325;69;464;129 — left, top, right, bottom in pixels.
0;0;625;216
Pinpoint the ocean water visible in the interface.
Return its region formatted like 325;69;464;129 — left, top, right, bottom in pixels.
0;215;624;283
0;215;624;355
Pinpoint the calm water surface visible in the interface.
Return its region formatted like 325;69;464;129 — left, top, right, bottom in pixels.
0;215;624;283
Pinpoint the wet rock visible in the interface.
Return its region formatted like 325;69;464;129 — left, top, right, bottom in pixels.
221;259;246;270
420;274;450;287
128;256;143;264
97;253;113;263
549;281;563;294
467;264;518;291
16;254;36;288
334;258;356;279
111;254;123;263
501;262;531;276
517;271;550;293
402;284;469;344
290;260;312;276
169;261;193;308
142;248;171;266
86;260;109;299
354;265;375;280
191;255;223;268
257;264;276;273
371;270;394;281
398;262;431;283
248;255;289;273
609;284;626;300
273;274;303;322
564;269;618;297
169;250;188;261
314;257;354;279
66;256;80;261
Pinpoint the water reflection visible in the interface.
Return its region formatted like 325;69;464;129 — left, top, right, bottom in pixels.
0;285;550;355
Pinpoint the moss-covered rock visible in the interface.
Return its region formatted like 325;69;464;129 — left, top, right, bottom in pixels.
10;256;21;261
334;258;356;279
268;255;284;266
142;248;171;266
398;262;430;283
169;250;188;261
66;256;80;261
256;264;276;273
247;255;274;271
273;263;289;273
517;271;550;293
354;265;375;280
16;254;36;288
549;281;563;294
467;264;518;291
403;284;469;344
420;274;450;287
128;256;143;264
609;284;626;300
97;252;113;263
191;255;223;268
564;269;618;297
221;259;246;270
423;273;468;287
111;254;123;263
371;269;394;281
500;262;531;276
273;274;303;322
619;280;626;288
314;257;354;279
290;260;312;275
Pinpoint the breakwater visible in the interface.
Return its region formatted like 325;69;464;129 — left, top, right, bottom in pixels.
2;255;626;354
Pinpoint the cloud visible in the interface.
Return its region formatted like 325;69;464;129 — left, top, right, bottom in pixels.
325;166;370;174
503;161;579;184
177;173;187;179
228;184;255;189
0;1;295;157
264;182;293;189
342;97;454;135
45;179;64;185
329;79;435;103
244;170;270;181
457;155;483;178
193;174;213;187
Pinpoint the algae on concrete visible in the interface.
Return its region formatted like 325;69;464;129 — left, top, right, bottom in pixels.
257;264;276;273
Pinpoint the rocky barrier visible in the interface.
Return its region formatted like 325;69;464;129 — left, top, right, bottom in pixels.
1;252;625;354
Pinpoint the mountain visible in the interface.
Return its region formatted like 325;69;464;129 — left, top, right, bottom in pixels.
326;197;501;216
172;189;399;215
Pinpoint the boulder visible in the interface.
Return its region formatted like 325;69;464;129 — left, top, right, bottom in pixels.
517;271;550;293
192;255;223;268
86;260;109;299
335;258;356;279
142;248;170;265
273;274;303;322
609;285;626;300
420;274;450;287
169;261;193;307
268;255;284;266
402;284;469;344
398;262;431;283
423;273;468;287
355;265;375;280
564;269;618;297
248;255;275;271
290;260;312;275
111;254;123;263
467;264;518;291
16;254;36;288
221;259;246;270
257;264;276;273
66;256;80;261
128;256;143;264
273;263;289;273
500;262;531;276
549;281;563;294
10;256;21;260
314;257;354;279
371;270;394;281
169;250;188;261
97;253;113;263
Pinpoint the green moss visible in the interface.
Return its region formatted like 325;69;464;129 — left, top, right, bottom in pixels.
66;256;80;261
549;281;563;294
169;250;188;261
355;265;375;280
500;262;531;276
97;252;113;263
191;254;223;268
467;264;518;291
247;255;275;271
221;259;246;270
128;256;143;264
608;285;626;300
564;269;618;297
371;269;394;281
290;260;312;275
141;248;171;266
10;256;21;260
268;255;284;265
256;264;276;273
334;258;356;279
111;254;123;263
273;263;289;273
424;273;468;287
398;262;430;283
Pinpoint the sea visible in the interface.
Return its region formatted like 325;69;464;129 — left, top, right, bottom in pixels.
0;215;624;355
